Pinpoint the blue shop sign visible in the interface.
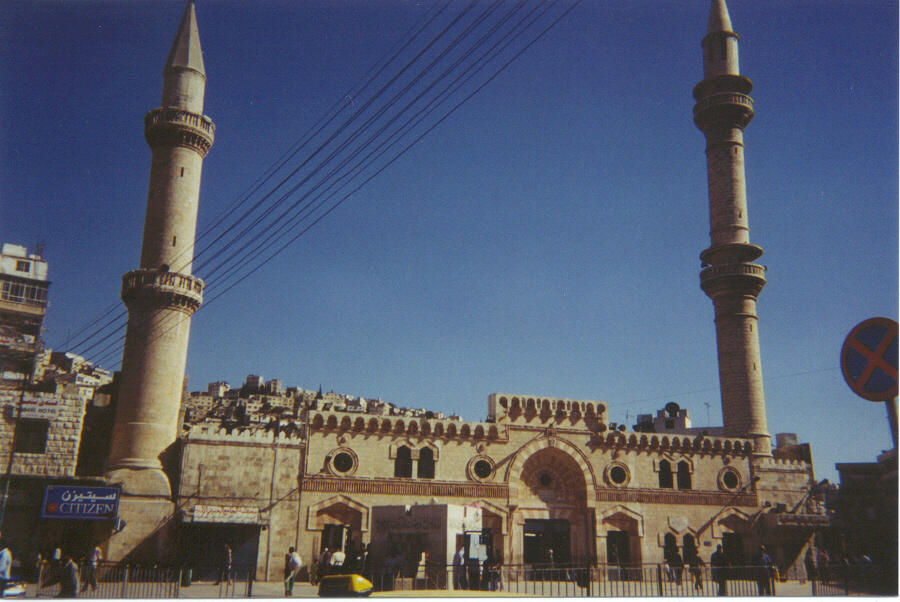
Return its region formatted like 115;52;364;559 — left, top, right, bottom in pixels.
41;486;119;520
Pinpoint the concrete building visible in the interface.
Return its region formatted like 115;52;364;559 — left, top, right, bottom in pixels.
0;243;50;387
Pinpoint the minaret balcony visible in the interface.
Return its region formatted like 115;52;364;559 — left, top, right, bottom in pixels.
700;262;766;298
144;107;215;156
693;92;753;131
122;269;204;314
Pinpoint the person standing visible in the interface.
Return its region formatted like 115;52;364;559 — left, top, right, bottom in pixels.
0;542;12;594
318;547;332;579
57;553;79;598
82;545;101;592
755;545;774;596
688;554;704;592
710;545;727;596
284;546;303;596
452;546;465;590
330;547;346;574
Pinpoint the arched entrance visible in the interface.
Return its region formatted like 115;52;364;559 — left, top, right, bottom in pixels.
507;443;593;564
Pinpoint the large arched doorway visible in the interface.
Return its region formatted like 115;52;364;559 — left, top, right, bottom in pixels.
510;445;592;564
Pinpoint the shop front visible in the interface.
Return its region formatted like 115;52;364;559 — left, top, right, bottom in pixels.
179;504;262;581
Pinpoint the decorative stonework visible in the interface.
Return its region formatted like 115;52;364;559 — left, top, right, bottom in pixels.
121;269;204;315
467;455;495;482
144;107;215;156
303;475;508;499
595;487;756;507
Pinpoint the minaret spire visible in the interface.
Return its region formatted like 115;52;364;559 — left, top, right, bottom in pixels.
693;0;771;457
106;2;215;495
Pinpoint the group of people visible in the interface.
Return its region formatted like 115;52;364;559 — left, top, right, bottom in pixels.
709;544;776;596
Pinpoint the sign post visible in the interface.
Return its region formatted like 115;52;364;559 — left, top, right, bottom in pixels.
840;317;898;448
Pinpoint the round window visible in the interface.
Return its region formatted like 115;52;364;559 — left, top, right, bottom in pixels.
610;465;628;484
473;459;493;479
722;470;739;489
333;452;354;473
539;472;552;487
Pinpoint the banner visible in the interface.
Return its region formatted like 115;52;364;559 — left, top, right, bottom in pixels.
193;504;259;524
41;486;119;520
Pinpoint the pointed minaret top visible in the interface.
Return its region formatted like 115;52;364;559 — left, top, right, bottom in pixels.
707;0;734;35
165;1;205;77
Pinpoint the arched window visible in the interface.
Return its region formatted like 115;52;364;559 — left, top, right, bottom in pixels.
417;447;435;479
663;533;678;561
394;446;412;478
658;460;674;489
683;534;698;563
677;461;692;490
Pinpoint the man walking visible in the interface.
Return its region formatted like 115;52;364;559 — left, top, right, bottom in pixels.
284;547;303;596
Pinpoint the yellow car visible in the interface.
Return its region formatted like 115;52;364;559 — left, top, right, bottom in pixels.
317;574;374;597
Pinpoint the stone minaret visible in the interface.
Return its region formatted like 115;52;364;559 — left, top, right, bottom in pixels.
693;0;771;457
106;1;214;495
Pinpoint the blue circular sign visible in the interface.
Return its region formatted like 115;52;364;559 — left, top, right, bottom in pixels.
841;317;898;402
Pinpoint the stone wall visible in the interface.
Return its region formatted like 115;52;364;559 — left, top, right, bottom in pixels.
0;389;85;477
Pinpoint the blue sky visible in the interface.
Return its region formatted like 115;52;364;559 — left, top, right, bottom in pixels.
1;0;896;483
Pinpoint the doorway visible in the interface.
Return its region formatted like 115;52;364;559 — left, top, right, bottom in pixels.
523;519;570;564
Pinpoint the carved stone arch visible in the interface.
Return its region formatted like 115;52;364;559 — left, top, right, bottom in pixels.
446;423;457;437
407;421;419;436
660;436;671;449
460;424;471;438
639;435;649;448
628;434;638;447
380;418;392;433
353;417;365;431
421;422;432;436
504;434;598;493
487;425;499;439
434;422;445;437
339;416;352;430
474;425;485;439
418;439;440;460
712;439;722;452
394;420;406;434
367;417;379;432
511;397;521;410
389;439;417;459
311;414;324;429
709;507;751;540
326;415;338;429
671;438;682;450
306;494;371;533
474;499;509;535
598;505;645;537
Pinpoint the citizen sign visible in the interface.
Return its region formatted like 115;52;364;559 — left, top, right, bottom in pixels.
41;486;119;520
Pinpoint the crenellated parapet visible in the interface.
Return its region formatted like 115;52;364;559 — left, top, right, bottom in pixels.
308;410;506;442
591;430;753;457
144;107;215;156
488;393;607;427
121;269;204;315
186;423;303;444
753;456;812;472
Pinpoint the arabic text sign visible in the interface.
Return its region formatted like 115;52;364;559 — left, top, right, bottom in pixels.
193;504;259;524
42;486;119;520
18;398;60;419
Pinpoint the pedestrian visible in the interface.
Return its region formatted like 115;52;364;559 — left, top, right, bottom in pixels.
452;546;465;590
803;549;816;584
318;547;332;579
688;554;704;591
667;549;684;586
217;543;232;585
710;544;727;596
0;542;12;594
57;553;79;598
283;546;303;596
81;545;101;592
330;546;346;574
755;545;774;596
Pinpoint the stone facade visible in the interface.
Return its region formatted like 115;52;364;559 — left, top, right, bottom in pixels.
174;392;821;581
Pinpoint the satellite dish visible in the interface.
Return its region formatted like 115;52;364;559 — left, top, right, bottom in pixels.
665;402;680;417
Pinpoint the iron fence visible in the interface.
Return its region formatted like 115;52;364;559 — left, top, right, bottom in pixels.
33;562;254;598
351;562;780;597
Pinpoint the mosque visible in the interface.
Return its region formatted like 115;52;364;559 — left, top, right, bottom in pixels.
2;0;831;583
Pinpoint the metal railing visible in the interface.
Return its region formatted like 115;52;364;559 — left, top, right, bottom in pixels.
33;562;254;598
345;562;782;597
